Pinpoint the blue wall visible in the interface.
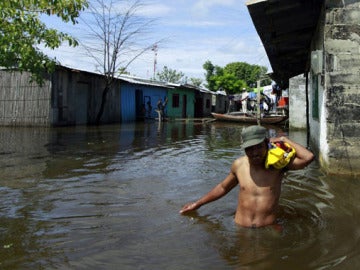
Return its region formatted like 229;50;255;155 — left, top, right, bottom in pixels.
120;82;168;122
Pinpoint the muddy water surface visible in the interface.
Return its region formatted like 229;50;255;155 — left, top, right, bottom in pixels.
0;121;360;269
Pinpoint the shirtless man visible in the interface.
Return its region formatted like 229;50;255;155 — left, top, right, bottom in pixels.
179;125;314;228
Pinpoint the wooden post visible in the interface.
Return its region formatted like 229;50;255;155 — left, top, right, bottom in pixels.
155;110;162;122
257;80;261;125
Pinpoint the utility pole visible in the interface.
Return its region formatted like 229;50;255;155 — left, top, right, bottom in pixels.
256;75;269;125
152;44;158;79
257;79;261;125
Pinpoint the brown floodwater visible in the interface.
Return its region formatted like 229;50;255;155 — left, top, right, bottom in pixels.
0;121;360;269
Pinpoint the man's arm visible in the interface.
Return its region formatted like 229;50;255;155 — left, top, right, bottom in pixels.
179;171;238;214
271;136;314;170
240;96;249;102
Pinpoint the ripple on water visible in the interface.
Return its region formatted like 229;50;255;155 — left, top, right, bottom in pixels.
173;167;360;270
2;124;360;269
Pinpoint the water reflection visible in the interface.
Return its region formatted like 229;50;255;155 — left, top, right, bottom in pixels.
0;122;360;269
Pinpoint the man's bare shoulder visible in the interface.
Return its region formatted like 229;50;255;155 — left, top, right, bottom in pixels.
232;156;248;170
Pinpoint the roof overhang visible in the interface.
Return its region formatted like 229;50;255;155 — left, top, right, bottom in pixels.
246;0;324;87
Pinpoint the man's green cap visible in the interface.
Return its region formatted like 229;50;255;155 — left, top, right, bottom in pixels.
241;125;267;149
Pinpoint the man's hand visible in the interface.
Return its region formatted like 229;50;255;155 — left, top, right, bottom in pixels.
179;202;199;214
270;136;314;170
269;136;286;143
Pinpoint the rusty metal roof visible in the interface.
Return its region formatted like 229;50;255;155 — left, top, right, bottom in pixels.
246;0;324;87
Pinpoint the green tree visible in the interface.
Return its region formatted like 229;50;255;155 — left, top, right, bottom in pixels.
0;0;88;84
156;66;185;83
210;73;246;95
189;77;202;87
203;60;215;83
203;60;271;93
203;60;223;91
224;62;270;87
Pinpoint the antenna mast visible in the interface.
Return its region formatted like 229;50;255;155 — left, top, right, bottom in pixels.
152;44;158;79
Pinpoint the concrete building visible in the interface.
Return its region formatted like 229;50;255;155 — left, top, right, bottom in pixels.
289;75;307;129
246;0;360;175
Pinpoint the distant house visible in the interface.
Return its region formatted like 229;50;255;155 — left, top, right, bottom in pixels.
117;76;222;121
165;83;195;119
213;90;229;114
194;88;212;117
118;75;171;122
0;66;120;126
0;65;225;127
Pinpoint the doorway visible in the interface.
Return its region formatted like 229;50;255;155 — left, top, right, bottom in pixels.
135;89;144;120
182;95;187;118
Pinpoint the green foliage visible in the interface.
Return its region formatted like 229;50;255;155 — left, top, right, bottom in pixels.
189;77;202;87
0;0;88;84
156;66;185;83
210;73;246;95
203;60;215;82
203;60;221;91
224;62;270;87
203;60;270;93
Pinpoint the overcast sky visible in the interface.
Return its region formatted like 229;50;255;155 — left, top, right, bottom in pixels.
41;0;270;81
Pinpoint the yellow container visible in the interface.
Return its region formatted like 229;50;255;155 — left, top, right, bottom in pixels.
265;142;296;169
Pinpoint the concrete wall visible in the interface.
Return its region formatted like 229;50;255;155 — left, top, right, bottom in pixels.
310;1;360;175
289;75;307;129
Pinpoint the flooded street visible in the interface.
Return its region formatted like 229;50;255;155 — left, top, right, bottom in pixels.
1;121;360;269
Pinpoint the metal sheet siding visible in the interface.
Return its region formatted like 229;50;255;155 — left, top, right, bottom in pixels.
120;82;168;122
141;87;167;118
121;84;136;122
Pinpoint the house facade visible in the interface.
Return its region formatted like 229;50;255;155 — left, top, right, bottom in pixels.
309;1;360;175
166;83;195;119
0;67;224;127
194;88;212;118
119;76;170;122
0;66;120;126
247;0;360;175
213;90;229;114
